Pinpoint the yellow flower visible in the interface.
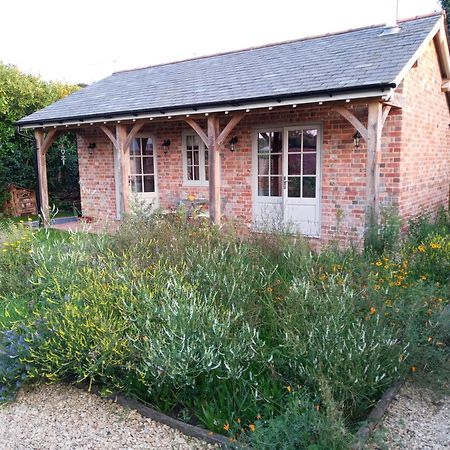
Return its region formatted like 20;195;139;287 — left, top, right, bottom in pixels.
420;275;428;281
375;261;382;267
427;336;433;342
411;366;416;373
417;245;425;253
187;193;196;202
266;287;273;293
316;404;320;411
237;418;241;424
430;242;441;249
256;414;262;420
223;422;230;431
286;385;292;393
370;306;376;315
395;281;401;286
249;424;255;432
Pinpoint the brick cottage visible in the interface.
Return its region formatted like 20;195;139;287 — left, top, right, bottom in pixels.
17;13;450;245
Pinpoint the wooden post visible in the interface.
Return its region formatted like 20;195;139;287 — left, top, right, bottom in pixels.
366;102;383;227
34;129;59;226
207;115;221;225
116;124;130;215
185;112;245;225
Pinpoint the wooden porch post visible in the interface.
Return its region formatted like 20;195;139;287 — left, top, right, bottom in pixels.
99;122;144;218
185;112;245;225
333;102;393;228
34;129;59;226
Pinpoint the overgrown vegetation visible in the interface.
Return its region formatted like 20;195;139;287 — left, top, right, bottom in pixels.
0;209;449;448
0;63;80;211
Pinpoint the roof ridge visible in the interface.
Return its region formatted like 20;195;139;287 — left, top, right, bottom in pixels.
113;11;443;76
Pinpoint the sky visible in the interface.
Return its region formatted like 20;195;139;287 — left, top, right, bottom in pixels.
0;0;442;85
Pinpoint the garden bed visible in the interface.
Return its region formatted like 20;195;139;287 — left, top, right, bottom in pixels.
0;210;449;448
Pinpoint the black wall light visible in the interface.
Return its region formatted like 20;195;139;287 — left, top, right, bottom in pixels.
88;143;96;155
353;131;361;148
229;136;238;152
162;139;171;154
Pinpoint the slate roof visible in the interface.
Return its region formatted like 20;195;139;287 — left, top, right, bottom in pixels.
17;13;441;126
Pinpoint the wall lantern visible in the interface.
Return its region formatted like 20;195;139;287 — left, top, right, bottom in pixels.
229;136;238;152
88;142;96;155
162;139;171;154
353;131;361;148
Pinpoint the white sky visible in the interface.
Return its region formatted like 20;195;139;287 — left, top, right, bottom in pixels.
0;0;441;85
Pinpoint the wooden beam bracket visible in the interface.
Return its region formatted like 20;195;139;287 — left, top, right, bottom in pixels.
333;106;368;141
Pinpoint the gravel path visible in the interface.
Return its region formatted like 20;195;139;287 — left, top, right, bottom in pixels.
0;384;216;450
369;383;450;449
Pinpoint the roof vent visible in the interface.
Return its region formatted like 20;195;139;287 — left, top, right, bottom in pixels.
380;0;400;35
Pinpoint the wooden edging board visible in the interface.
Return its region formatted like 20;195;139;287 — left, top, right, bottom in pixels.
73;381;236;449
352;381;403;450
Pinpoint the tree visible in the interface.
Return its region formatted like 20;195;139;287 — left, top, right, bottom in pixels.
0;63;81;213
440;0;450;34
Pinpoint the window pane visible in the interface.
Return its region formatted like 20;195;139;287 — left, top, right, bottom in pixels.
303;129;317;151
186;135;193;149
258;176;270;196
143;175;155;193
187;166;194;181
192;135;200;150
143;138;153;156
288;130;302;153
270;154;282;175
303;177;316;198
143;157;154;174
205;151;209;181
288;154;301;175
270;176;282;197
193;150;199;166
258;154;269;175
303;153;316;175
288;177;301;197
193;166;200;180
187;150;193;166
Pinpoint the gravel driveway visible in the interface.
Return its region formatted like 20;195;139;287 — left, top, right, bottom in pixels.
369;383;450;449
0;384;216;450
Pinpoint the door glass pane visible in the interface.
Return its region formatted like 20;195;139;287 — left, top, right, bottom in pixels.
143;157;154;174
193;166;199;180
130;176;143;193
270;154;282;175
143;175;155;193
143;138;153;156
186;135;193;149
258;176;270;196
288;130;302;152
303;153;316;175
193;150;199;165
205;150;209;181
303;177;316;198
272;132;282;153
187;150;193;166
288;154;301;175
131;139;140;156
258;155;269;175
270;176;282;197
258;133;270;153
130;157;140;175
303;129;317;151
288;177;301;197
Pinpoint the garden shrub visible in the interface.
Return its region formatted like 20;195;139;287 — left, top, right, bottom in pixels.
0;208;448;447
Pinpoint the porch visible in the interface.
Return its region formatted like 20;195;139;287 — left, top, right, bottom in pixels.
33;97;399;243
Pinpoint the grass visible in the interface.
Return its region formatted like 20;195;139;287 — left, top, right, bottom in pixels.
0;208;448;448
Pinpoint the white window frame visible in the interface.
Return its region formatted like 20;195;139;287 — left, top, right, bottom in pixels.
182;131;209;186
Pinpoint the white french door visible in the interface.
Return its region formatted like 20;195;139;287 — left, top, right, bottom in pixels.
253;125;321;236
129;136;159;211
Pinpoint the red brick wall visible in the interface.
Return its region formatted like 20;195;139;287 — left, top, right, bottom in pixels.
77;128;117;219
398;40;450;221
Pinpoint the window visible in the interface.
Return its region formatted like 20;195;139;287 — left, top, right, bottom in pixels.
130;137;155;193
183;134;209;185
